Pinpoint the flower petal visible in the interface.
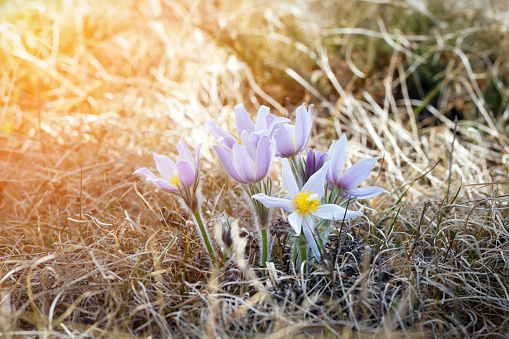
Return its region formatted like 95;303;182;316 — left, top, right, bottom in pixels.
217;136;236;148
274;125;296;157
288;211;303;235
204;120;234;143
294;104;312;152
342;186;389;199
252;194;294;212
254;136;271;181
177;160;195;187
150;152;177;182
213;145;245;183
254;105;270;132
234;103;255;135
233;143;256;182
194;143;202;176
177;136;195;172
281;158;299;198
336;157;379;190
302;216;320;261
266;114;290;138
305;149;327;180
327;134;347;185
302;161;330;199
315;204;364;220
240;130;256;159
133;167;177;191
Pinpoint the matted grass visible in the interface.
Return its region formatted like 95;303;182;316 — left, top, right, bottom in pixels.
1;0;508;337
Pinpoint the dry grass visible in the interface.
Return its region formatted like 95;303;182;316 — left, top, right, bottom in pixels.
1;0;509;337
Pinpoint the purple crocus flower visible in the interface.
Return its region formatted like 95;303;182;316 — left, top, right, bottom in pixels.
204;103;289;149
213;135;276;183
326;134;388;199
133;136;201;192
304;148;328;182
273;104;313;158
252;158;363;261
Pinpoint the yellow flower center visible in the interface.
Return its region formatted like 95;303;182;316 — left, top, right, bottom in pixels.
237;136;242;145
292;190;319;216
291;137;296;152
170;173;180;188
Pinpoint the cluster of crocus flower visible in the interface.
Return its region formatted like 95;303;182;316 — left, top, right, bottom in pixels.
134;102;388;274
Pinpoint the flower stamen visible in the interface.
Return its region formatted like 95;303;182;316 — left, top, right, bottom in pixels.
170;173;180;188
292;190;319;216
237;136;242;145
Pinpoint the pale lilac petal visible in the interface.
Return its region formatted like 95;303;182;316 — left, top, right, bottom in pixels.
233;143;256;182
315;204;364;220
288;211;303;235
254;105;270;131
342;186;389;199
266;115;290;137
327;135;347;185
150;152;177;182
281;158;299;197
254;136;271;181
284;124;296;138
177;136;195;171
133;167;177;191
336;157;379;190
252;194;294;212
213;145;245;183
234;103;255;135
294;104;312;151
302;162;330;199
249;133;261;148
217;136;236;148
302;216;320;261
274;125;296;157
177;160;195;187
204;120;234;143
240;130;256;159
194;143;202;176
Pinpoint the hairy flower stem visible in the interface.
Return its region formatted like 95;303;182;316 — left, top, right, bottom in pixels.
244;180;272;269
192;208;216;262
297;235;308;275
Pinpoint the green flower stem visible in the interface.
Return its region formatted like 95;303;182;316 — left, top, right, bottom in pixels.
298;237;308;275
260;227;268;268
192;209;216;262
254;201;270;269
292;241;298;270
244;180;272;269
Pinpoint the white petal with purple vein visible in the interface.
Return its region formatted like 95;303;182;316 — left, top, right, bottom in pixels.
302;216;320;261
288;211;303;235
315;204;363;220
336;157;378;190
150;152;177;182
302;162;330;199
251;194;294;212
